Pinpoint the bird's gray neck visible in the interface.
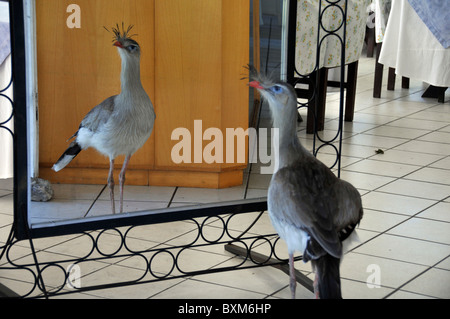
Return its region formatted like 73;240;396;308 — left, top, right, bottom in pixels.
272;109;312;169
120;56;143;94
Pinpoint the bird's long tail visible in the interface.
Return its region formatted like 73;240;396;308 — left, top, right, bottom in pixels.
52;141;82;172
312;254;342;299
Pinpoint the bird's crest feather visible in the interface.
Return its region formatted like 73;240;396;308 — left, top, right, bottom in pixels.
104;22;138;43
242;64;279;88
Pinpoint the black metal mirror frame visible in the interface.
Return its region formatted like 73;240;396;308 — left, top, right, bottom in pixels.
1;0;348;298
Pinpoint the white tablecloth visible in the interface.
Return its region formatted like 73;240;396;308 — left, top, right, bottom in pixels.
371;0;391;43
295;0;370;75
379;0;450;87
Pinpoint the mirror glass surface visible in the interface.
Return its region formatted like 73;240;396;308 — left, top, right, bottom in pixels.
25;1;287;232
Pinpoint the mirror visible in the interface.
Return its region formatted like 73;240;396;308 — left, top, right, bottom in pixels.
12;0;288;239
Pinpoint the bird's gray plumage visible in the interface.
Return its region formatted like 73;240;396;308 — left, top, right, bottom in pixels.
269;159;343;259
79;95;116;134
53;24;155;214
249;67;363;299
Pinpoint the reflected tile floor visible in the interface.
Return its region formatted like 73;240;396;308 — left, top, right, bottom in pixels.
1;54;449;299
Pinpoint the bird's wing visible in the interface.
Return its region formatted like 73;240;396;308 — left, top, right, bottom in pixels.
79;95;117;133
268;159;342;259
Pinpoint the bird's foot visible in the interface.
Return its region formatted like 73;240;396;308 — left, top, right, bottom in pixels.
314;273;320;299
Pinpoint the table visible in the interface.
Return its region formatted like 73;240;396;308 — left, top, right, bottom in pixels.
379;0;450;87
290;0;370;133
295;0;370;75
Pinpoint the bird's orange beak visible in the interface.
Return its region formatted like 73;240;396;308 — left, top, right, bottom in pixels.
113;41;124;48
248;81;264;89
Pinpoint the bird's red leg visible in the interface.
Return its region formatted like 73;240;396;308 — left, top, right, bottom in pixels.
289;253;296;299
314;273;320;299
108;158;116;214
119;155;131;214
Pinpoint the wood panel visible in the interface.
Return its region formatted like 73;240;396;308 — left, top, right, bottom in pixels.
38;0;250;188
37;0;155;171
154;0;249;172
149;170;244;189
154;0;222;172
221;0;250;170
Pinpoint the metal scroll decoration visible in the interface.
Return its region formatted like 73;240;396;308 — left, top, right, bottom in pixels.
286;0;348;177
2;209;308;298
0;70;13;138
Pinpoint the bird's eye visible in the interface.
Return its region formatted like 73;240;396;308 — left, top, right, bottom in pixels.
127;45;137;52
271;85;283;94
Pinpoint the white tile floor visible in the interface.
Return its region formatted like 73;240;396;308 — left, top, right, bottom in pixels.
0;53;449;299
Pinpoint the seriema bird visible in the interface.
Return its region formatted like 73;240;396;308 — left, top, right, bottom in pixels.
52;24;156;214
248;69;363;299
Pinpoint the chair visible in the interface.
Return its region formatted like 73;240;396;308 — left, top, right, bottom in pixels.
286;0;365;134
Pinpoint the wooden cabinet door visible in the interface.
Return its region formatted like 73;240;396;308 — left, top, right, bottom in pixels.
38;0;249;188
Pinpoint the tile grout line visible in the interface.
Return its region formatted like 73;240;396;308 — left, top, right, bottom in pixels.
84;184;108;218
382;254;450;299
167;187;178;208
347;197;450;259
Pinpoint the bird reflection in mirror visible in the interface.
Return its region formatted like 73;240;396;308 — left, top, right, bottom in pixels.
53;23;156;215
